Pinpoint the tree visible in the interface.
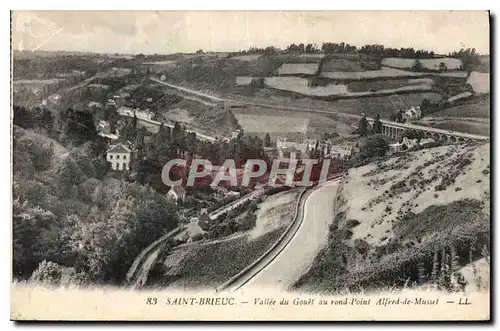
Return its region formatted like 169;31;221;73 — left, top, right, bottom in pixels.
420;98;431;112
13;205;59;278
33;107;54;132
14;136;53;172
61;108;98;145
56;157;85;196
135;127;147;159
119;115;138;144
358;114;368;136
263;133;271;148
402;129;425;142
411;59;425;72
360;134;390;159
29;260;63;286
13;105;34;129
92;155;110;179
372;114;382;134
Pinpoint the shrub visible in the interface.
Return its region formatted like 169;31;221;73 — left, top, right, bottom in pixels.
341;229;353;240
29;260;63;286
354;238;371;256
191;233;204;242
360;134;390;160
345;219;361;229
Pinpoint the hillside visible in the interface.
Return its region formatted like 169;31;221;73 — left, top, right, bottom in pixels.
151;51;488;137
145;188;302;289
12;125;179;285
295;142;490;293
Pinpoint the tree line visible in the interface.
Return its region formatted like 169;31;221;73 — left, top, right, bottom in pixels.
226;43;483;63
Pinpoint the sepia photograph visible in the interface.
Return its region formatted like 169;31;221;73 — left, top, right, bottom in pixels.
9;10;491;321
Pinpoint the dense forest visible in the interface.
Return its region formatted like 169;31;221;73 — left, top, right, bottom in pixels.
12;102;270;286
12;105;179;286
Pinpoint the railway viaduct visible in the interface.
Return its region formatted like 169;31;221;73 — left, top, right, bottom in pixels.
366;118;489;143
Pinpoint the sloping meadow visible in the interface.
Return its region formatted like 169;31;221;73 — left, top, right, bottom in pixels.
295;142;490;293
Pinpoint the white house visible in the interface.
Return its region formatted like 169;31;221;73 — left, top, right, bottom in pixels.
403;106;422;121
276;137;317;155
388;142;403;155
167;186;187;203
118;107;135;117
401;137;419;150
88;101;103;108
231;129;242;139
106;144;132;171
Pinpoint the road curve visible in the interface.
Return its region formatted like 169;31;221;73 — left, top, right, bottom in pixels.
222;179;339;292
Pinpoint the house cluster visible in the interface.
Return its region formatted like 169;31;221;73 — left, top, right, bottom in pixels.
231;129;242;139
98;120;119;140
388;137;435;155
402;106;422;121
272;136;358;161
276;137;317;160
117;106;155;121
318;137;358;159
327;144;355;159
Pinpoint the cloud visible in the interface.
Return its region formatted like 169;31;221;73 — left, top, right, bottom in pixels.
11;11;490;55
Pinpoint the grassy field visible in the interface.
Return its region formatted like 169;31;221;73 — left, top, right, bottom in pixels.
283;53;324;64
265;76;348;96
235;76;255;86
146;188;303;289
231;105;355;139
347;78;433;92
143;60;177;65
229;54;262;61
230;86;443;121
164;107;194;124
264;76;434;98
234;113;310;134
321;57;379;72
467;71;490;94
331;92;442;118
149;227;285;289
381;57;463;70
416;118;490;136
425;95;490;118
320;67;429;80
320;67;467;80
277;63;320;75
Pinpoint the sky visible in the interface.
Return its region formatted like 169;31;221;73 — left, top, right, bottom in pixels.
12;11;490;55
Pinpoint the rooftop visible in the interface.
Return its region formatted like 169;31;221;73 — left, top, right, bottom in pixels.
107;143;131;154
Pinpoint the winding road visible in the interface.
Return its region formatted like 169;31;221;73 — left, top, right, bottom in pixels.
221;179;340;292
